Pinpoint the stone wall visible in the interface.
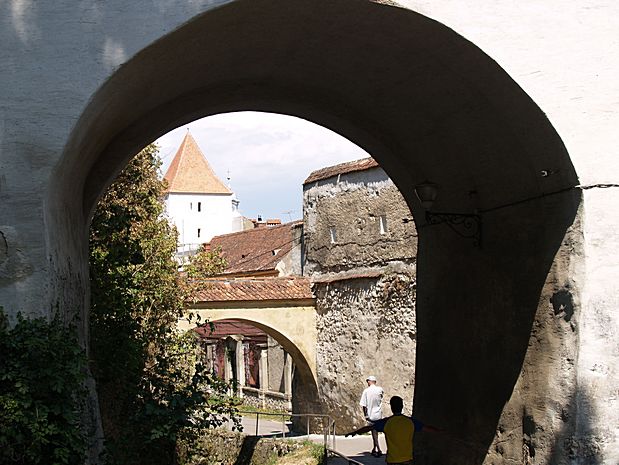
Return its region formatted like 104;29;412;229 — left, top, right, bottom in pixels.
303;164;418;431
179;430;323;465
303;167;417;274
314;273;416;431
242;386;291;413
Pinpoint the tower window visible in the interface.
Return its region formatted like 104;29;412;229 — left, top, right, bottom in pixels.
198;202;202;212
190;202;192;210
379;215;388;235
197;228;201;238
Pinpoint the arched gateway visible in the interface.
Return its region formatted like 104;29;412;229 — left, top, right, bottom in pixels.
4;0;618;463
178;276;320;416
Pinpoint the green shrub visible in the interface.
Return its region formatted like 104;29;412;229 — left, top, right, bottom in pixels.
0;309;88;465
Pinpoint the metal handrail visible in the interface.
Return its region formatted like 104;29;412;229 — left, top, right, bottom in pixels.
325;448;364;465
242;410;337;451
241;411;371;464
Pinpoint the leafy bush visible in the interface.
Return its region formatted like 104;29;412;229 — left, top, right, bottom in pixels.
89;145;239;464
0;309;88;465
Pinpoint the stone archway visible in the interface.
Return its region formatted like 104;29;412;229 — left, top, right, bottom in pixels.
41;1;580;463
179;310;320;417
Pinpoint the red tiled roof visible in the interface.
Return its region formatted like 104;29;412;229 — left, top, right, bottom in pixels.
304;157;379;184
194;320;268;342
192;276;313;302
210;221;302;274
163;132;232;194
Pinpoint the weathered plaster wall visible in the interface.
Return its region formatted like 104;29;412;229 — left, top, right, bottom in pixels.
304;168;417;273
0;1;617;463
394;3;619;462
473;203;584;465
304;166;418;431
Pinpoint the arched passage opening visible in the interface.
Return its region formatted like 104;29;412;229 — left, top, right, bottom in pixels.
186;316;320;420
178;309;320;419
48;1;580;463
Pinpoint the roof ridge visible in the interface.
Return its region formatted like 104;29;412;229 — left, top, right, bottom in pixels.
209;219;301;241
304;156;378;184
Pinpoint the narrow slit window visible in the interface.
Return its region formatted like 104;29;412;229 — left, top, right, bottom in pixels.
197;228;201;238
379;215;388;235
197;202;202;212
329;226;337;244
190;202;193;210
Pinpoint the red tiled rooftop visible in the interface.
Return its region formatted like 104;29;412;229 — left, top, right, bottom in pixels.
194;320;268;342
210;220;302;274
163;132;232;194
191;276;313;302
304;157;379;184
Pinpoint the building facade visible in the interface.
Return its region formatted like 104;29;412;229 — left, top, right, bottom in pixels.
303;158;418;430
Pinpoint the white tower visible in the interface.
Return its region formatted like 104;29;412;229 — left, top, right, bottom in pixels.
163;132;242;258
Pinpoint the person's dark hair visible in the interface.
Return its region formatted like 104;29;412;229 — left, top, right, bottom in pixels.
390;396;404;414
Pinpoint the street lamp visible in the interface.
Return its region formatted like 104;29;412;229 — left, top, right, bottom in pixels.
413;181;481;247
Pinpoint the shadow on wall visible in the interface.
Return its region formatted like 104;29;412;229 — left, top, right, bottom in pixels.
413;189;582;465
292;369;325;434
233;436;260;465
549;385;603;465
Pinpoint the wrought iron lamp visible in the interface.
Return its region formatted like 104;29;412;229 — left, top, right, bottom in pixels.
413;181;482;247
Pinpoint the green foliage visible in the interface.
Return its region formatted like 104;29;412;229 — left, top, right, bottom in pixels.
89;145;239;465
185;245;227;281
0;309;87;465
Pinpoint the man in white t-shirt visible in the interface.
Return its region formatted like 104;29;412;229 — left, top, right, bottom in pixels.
359;375;384;457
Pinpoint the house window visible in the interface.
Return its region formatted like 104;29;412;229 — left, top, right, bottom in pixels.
197;228;201;238
329;227;337;244
198;202;202;212
379;215;388;235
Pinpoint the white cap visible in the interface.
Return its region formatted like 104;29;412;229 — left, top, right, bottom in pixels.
366;375;377;382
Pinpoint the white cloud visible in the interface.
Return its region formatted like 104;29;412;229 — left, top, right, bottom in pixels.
155;112;369;220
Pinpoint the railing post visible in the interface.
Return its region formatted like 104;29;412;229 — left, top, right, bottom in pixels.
255;412;259;436
323;416;327;451
282;413;285;438
307;416;310;440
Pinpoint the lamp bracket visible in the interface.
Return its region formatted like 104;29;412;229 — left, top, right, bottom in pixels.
425;211;481;247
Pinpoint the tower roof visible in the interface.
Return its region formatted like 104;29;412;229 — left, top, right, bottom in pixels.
163;132;232;194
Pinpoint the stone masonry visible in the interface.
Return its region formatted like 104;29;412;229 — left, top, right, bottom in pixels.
304;159;418;431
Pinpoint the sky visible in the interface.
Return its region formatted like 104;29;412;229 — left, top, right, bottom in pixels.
154;112;369;222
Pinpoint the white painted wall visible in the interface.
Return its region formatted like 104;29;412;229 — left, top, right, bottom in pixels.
165;192;239;249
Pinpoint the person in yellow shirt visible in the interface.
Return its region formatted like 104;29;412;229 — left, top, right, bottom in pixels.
345;396;441;465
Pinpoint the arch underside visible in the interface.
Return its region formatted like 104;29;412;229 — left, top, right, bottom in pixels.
52;1;580;463
179;308;320;417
